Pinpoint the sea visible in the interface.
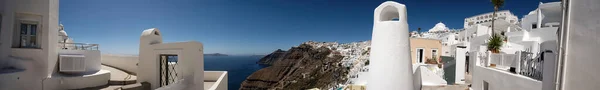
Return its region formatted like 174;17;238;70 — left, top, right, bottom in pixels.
204;55;267;90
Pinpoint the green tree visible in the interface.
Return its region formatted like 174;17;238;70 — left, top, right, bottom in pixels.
487;34;503;53
491;0;505;35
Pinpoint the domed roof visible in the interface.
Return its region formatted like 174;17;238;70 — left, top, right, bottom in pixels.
428;22;449;32
59;30;68;36
58;24;68;36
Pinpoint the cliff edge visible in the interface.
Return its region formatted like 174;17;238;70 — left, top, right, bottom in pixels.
240;44;348;90
256;49;286;65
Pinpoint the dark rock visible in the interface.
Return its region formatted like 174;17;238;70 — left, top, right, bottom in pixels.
257;49;287;65
240;44;348;90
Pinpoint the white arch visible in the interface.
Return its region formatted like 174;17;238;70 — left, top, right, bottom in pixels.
374;1;407;23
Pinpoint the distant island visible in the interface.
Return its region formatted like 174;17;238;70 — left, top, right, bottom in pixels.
204;53;229;56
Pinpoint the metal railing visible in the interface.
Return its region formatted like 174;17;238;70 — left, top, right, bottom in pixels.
58;42;99;50
519;51;544;80
160;55;179;87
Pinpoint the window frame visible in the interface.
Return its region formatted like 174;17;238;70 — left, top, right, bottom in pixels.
431;48;438;59
15;21;41;49
416;48;425;63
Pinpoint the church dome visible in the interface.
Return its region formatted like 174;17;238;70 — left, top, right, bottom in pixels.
428;22;449;32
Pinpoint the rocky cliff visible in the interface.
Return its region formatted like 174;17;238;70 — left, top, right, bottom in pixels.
256;49;287;65
240;43;349;90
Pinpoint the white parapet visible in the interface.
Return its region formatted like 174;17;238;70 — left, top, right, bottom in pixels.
368;1;413;90
455;46;467;84
138;28;206;90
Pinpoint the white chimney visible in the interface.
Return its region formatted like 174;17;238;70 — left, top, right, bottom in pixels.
369;1;414;90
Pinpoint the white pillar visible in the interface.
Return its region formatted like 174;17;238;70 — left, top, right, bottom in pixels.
455;46;466;83
536;7;543;29
368;1;413;90
138;28;163;89
542;51;557;90
515;51;521;73
486;51;492;67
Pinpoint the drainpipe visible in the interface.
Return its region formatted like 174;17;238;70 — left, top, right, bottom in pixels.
555;0;570;90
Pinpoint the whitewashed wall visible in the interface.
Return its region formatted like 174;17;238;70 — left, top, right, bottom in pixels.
0;0;59;90
560;0;600;89
101;54;138;75
471;66;542;90
204;71;228;90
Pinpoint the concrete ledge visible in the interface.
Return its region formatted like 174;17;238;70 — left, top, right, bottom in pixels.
204;71;227;90
53;70;111;89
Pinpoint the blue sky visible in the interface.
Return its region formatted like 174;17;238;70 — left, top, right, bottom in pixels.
59;0;559;55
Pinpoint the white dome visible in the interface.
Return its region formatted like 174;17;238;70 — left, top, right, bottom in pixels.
428;22;449;32
59;30;68;36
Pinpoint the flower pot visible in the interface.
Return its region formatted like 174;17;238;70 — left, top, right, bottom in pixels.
491;49;500;53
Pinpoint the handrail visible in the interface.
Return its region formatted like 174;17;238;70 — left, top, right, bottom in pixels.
519;51;545;80
58;42;99;50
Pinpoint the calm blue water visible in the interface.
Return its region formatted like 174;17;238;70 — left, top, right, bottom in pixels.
204;56;267;90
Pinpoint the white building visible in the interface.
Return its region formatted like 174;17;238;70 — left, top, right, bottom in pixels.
138;28;227;90
467;2;564;90
520;2;562;31
0;0;226;89
556;0;600;89
0;0;114;89
464;10;519;28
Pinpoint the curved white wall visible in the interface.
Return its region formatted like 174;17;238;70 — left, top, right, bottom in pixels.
369;1;413;90
101;54;138;75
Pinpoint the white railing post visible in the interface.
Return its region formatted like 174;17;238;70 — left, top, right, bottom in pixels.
486;51;492;67
516;51;521;73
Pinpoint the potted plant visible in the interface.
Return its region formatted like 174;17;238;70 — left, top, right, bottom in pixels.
487;34;503;53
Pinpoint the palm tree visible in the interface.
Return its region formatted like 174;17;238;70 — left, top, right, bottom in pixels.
487;34;503;53
491;0;504;35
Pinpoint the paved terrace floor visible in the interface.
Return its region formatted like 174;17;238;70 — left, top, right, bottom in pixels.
85;65;139;90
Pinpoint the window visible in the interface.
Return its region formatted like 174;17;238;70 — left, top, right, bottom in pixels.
532;24;538;29
17;23;39;48
160;55;179;86
483;81;490;90
416;48;424;63
431;49;438;59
